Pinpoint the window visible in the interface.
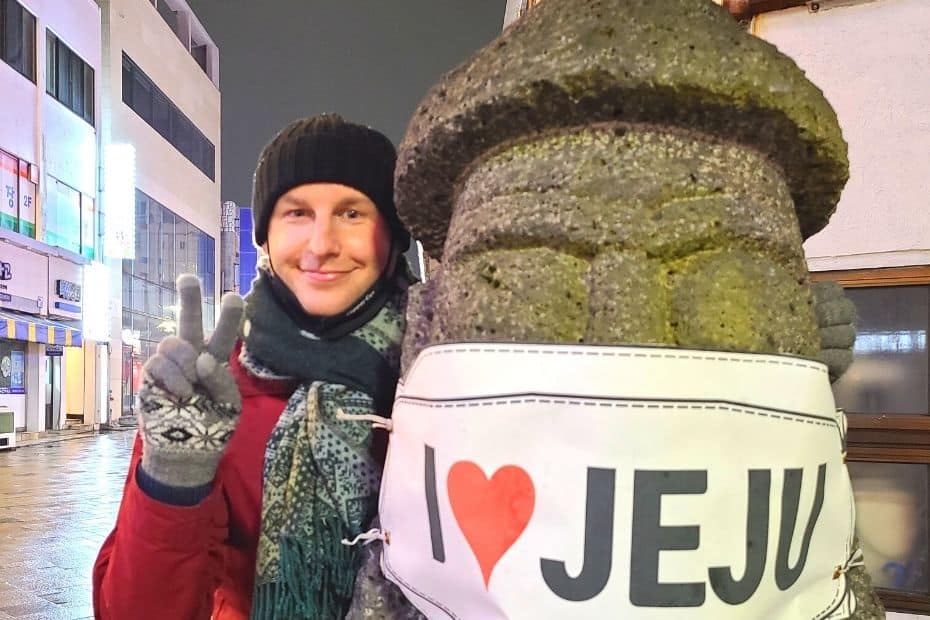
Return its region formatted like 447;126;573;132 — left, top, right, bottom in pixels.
45;176;95;257
121;53;215;180
46;32;94;125
122;188;216;350
812;266;930;614
45;178;80;254
0;0;36;82
0;148;36;238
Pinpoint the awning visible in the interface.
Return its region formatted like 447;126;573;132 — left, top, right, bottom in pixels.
0;309;83;347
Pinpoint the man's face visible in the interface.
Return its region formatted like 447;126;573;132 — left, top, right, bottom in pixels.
264;183;392;316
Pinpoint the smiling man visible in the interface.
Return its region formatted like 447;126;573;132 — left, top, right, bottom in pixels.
94;114;416;620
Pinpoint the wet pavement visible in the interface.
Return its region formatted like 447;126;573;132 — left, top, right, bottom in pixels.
0;433;135;619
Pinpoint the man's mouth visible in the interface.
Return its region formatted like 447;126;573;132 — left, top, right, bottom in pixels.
302;269;351;282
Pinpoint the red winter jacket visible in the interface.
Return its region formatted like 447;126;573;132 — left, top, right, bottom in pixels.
93;342;297;620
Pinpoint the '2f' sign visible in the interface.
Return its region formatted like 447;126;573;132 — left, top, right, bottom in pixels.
421;445;827;608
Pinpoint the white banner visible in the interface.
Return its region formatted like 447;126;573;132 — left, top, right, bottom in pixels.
379;343;856;620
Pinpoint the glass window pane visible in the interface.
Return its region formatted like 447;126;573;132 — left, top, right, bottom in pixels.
833;286;929;415
161;209;175;286
200;232;215;303
161;287;176;319
70;51;82;117
83;63;94;124
21;7;35;80
121;54;132;105
45;179;80;253
46;33;56;94
121;272;131;309
132;71;153;123
147;201;161;282
849;462;928;593
172;114;194;160
134;191;148;276
203;140;215;180
80;193;95;259
57;43;71;108
187;226;199;280
153;92;171;139
131;277;144;312
203;301;215;334
3;1;24;75
144;281;159;317
154;307;174;340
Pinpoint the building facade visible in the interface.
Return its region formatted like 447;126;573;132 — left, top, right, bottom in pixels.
0;0;103;434
1;0;221;431
97;0;220;419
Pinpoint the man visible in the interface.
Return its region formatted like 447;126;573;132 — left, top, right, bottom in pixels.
94;114;415;619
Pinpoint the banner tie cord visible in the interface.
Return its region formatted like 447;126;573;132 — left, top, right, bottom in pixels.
833;548;865;580
341;528;391;547
336;408;393;432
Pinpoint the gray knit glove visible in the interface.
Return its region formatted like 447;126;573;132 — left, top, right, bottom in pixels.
138;274;245;488
811;280;857;383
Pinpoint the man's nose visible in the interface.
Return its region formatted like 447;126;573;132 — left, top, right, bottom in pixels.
307;218;339;257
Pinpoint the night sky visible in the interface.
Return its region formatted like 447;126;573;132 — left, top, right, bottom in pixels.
185;1;507;208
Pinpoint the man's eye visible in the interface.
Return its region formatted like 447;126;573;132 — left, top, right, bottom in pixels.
286;209;305;218
344;209;361;219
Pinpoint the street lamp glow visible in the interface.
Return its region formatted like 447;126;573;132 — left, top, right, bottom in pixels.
83;261;111;342
103;144;136;259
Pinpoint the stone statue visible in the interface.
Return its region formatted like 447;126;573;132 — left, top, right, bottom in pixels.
347;0;882;617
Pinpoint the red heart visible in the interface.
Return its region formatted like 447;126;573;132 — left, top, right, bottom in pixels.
447;461;535;587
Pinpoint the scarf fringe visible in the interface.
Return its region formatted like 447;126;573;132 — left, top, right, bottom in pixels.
252;517;361;620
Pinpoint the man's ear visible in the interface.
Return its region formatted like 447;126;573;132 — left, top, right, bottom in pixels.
257;244;271;270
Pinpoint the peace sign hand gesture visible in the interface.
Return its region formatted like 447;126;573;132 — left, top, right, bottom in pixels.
137;274;245;489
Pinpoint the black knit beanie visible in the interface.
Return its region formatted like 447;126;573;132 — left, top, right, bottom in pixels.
251;114;410;251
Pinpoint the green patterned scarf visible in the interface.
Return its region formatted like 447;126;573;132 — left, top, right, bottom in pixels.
244;268;408;619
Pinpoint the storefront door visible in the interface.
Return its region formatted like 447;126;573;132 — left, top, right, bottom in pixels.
44;355;61;430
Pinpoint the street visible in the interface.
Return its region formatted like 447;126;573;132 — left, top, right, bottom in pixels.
0;433;134;619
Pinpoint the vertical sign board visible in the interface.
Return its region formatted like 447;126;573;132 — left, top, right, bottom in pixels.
18;160;36;238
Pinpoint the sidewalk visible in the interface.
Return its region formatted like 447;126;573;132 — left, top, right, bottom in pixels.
12;422;136;450
0;433;134;619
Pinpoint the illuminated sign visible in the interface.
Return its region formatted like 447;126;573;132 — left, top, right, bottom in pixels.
56;279;82;302
103;144;136;259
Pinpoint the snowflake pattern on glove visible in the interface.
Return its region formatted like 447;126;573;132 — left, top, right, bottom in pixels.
140;381;239;454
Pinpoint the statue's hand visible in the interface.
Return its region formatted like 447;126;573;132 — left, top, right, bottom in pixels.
811;280;857;383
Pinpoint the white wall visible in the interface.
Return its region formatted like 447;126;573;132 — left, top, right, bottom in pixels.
0;62;37;165
753;0;930;271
